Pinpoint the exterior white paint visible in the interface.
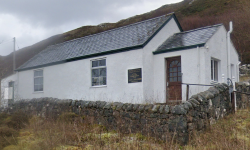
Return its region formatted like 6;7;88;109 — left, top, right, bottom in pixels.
153;26;239;102
0;73;17;107
1;19;239;105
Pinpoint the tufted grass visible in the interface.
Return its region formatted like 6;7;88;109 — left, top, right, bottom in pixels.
1;110;250;149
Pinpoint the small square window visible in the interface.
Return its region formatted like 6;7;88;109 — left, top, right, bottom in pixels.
91;59;106;86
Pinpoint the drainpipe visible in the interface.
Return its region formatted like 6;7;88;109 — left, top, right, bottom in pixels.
227;21;233;79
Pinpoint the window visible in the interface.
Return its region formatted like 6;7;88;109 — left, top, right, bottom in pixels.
91;59;106;86
34;70;43;92
211;59;218;81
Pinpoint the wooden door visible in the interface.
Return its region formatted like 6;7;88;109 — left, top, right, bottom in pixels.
166;56;182;101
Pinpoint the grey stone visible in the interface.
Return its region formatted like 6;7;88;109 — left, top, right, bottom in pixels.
152;105;160;113
98;101;107;109
133;104;139;111
183;101;192;109
168;116;187;133
159;105;165;113
92;101;97;108
164;105;170;113
190;94;198;100
103;103;112;109
81;101;90;108
182;103;190;110
144;104;153;112
208;87;220;96
131;113;140;120
188;100;197;107
197;95;204;102
189;98;200;105
171;105;187;115
88;101;94;107
126;104;133;111
122;103;128;110
204;91;214;99
138;105;145;112
149;114;159;118
116;103;124;111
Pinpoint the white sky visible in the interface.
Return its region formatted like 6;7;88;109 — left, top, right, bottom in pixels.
0;0;182;56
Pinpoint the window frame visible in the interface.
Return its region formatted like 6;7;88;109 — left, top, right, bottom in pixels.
91;58;107;87
34;69;44;92
211;58;219;82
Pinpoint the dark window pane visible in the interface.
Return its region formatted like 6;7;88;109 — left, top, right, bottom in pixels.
174;60;178;65
99;59;106;66
214;61;218;81
34;71;39;77
34;85;39;91
178;72;182;76
92;69;99;77
100;68;106;76
177;62;181;67
39;70;43;76
34;78;39;84
173;73;177;77
173;67;177;72
92;61;98;67
173;77;177;82
211;60;214;80
103;77;107;85
169;77;173;82
99;76;107;85
169;68;173;72
178;67;181;72
178;77;182;82
92;77;99;86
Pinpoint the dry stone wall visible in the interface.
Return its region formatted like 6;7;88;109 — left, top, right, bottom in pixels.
0;83;233;145
236;82;250;109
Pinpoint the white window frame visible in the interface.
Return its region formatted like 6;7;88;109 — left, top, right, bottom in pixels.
211;58;219;82
91;58;107;87
34;69;43;92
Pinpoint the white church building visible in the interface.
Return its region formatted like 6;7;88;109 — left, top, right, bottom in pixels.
1;13;239;106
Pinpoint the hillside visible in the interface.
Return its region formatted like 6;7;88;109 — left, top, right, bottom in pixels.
1;0;250;79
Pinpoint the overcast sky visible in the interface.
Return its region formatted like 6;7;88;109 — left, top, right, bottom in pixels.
0;0;182;56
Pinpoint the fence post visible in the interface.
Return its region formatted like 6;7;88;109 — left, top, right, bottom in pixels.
186;84;189;101
222;74;225;83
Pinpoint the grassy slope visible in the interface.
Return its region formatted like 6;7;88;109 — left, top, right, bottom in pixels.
1;0;250;79
1;109;250;150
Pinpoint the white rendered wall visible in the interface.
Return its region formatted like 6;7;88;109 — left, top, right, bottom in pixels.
153;47;206;102
205;26;239;84
16;49;144;103
0;73;17;107
142;18;181;103
153;26;239;103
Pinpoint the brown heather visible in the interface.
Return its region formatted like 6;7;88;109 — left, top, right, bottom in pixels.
0;109;249;150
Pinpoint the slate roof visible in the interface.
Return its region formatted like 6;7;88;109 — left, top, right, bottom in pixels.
17;13;176;71
154;24;222;54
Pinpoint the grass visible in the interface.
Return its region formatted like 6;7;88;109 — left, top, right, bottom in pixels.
240;75;250;82
0;110;250;149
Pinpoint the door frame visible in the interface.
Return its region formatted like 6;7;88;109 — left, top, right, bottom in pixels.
165;56;182;102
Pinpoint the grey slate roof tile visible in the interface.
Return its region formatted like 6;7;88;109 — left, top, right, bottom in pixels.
155;24;222;53
17;14;172;70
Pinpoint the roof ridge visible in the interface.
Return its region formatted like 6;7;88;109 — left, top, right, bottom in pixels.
47;13;174;48
176;24;223;35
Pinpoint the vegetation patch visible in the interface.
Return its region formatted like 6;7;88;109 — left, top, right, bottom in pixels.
1;109;250;149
